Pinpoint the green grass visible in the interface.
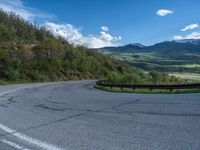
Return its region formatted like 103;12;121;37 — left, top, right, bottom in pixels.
170;73;200;81
0;80;33;86
0;80;9;85
0;79;56;86
169;64;200;68
95;85;200;94
170;72;200;77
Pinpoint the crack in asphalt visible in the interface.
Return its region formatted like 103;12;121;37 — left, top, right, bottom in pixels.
35;102;94;112
82;83;95;91
0;100;138;138
131;111;200;117
107;99;200;117
1;95;199;143
112;107;200;117
0;97;17;108
0;113;86;138
45;99;67;105
0;107;108;138
35;104;66;112
17;100;139;132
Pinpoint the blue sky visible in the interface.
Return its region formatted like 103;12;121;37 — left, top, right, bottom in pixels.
1;0;200;48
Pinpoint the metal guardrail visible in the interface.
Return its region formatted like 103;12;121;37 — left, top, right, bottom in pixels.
96;80;200;91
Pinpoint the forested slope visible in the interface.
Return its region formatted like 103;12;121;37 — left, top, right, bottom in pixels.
0;10;143;83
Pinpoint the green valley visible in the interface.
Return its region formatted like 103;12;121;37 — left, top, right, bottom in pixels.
97;42;200;80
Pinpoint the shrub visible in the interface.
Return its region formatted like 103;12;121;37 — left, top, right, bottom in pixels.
6;69;20;81
29;71;46;81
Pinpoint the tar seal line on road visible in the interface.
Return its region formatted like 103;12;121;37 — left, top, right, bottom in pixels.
0;124;64;150
0;84;65;150
0;138;30;150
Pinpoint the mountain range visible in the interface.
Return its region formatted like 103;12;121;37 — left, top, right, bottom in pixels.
98;39;200;53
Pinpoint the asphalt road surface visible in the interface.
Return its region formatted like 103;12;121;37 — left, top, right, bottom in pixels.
0;80;200;150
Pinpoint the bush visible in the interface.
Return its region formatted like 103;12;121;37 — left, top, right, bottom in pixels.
29;71;46;81
107;72;145;84
6;69;20;81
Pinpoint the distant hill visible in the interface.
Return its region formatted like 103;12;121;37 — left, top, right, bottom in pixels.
99;43;145;53
97;40;200;74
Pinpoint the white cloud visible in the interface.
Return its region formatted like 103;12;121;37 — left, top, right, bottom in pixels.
173;36;183;40
101;26;109;32
181;24;199;31
156;9;174;16
45;22;122;48
0;0;53;21
100;31;121;42
0;0;121;48
85;37;117;48
174;32;200;40
45;22;84;45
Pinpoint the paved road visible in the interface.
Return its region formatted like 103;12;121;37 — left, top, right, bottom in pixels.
0;80;200;150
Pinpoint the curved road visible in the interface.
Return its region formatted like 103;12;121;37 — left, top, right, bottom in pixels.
0;80;200;150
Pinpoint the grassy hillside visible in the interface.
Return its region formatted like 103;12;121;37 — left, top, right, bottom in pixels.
0;9;138;83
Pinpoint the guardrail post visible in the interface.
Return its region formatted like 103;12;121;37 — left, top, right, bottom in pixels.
132;85;135;91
